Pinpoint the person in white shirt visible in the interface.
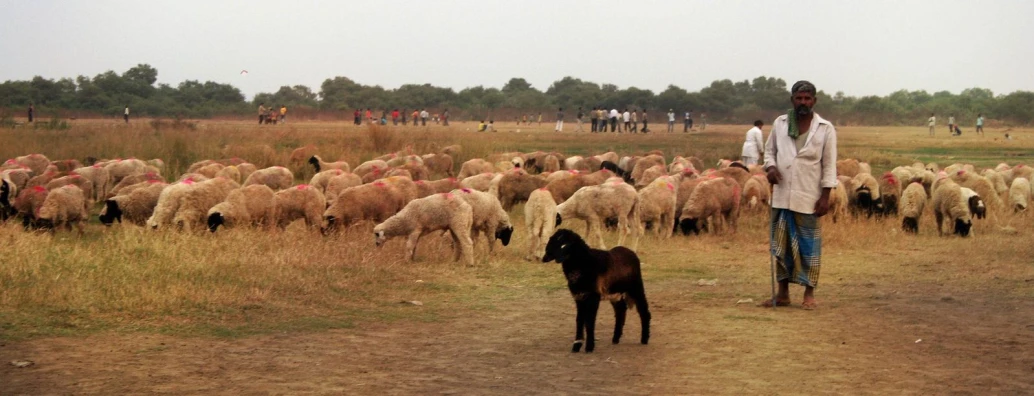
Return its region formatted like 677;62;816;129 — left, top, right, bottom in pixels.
609;108;619;132
622;109;631;132
666;110;675;133
420;109;429;126
927;113;936;136
741;120;765;165
124;106;130;124
762;80;837;310
947;114;955;135
555;107;564;132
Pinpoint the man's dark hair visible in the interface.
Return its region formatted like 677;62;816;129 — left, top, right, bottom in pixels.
791;80;816;96
754;120;764;127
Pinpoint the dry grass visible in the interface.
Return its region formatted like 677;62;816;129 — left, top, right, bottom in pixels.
1;119;1033;340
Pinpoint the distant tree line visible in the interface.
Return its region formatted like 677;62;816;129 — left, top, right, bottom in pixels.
3;64;1033;125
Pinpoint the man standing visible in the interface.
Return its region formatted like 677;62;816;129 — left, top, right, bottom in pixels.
666;109;675;133
443;109;450;126
683;110;691;132
391;109;400;125
589;106;598;132
927;113;936;136
258;103;267;124
27;103;34;123
555;107;564;132
420;109;429;126
641;109;649;133
124;106;130;124
279;105;287;124
575;107;584;132
623;109;631;132
762;80;837;310
630;110;638;133
976;114;984;135
609;108;619;132
741;120;765;165
948;114;955;135
354;109;361;125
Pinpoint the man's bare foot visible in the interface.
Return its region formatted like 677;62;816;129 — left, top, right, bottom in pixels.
801;297;818;310
760;298;791;308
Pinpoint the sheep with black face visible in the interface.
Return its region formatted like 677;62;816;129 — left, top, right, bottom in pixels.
542;229;651;353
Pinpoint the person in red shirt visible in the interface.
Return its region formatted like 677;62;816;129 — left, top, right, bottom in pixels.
365;108;373;124
411;109;419;126
391;109;400;125
354;109;361;125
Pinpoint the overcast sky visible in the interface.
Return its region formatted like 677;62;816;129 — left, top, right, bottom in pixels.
3;0;1032;99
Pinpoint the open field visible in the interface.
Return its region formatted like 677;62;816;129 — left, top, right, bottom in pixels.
2;120;1034;394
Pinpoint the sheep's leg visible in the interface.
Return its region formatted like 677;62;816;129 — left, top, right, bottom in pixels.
588;217;607;250
611;300;627;344
485;225;496;253
632;292;652;345
573;300;586;353
934;212;944;236
616;215;627;248
526;221;539;260
583;297;600;353
405;231;422;261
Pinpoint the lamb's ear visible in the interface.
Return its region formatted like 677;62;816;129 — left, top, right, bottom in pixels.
555;214;563;227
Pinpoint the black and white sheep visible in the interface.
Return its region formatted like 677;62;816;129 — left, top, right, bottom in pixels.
206;184;276;232
541;229;651;353
899;182;927;233
931;180;973;237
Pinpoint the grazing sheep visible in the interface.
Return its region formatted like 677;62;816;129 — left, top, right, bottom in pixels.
679;177;742;235
545;169;614;204
931;180;973;237
421;153;455;177
1;175;16;221
541;229;651;353
836;158;861;178
630;155;665;184
310;169;348;193
858;162;872;176
195;162;226;179
394;162;430;181
742;174;771;211
415;178;461;198
309;155;351;173
99;181;168;226
1008;177;1030;212
289;144;319;166
637;179;678;238
899;182;927;233
1;168;32;190
273;184;326;229
323;172;364;206
1002;165;1032;186
242;166;293;191
235;163;258;182
524;188;558;261
556;179;642;250
850;173;882;217
528;154;561;174
496;170;549;210
206;184;276;232
50;159;83;173
105;159;154;185
571;156;602;172
674;176;710;234
214;165;242;183
373;193;475;266
361;167;390;184
439;144;462;156
634;165;669;189
13;185;49;229
827;179;849;224
457;159;496;179
877;172;901;216
25;169;62;189
715;166;752;191
107;171;164;198
36;185;88;235
10;154;50;176
453;188;513;252
353;159;389;178
322;181;407;232
171;177;241;231
459;172;497;192
982;169;1009;196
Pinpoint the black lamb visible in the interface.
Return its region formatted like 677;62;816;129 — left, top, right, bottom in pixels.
542;229;651;353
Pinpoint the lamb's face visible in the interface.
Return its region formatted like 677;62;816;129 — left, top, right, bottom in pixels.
207;212;225;232
374;229;387;247
99;199;122;225
496;226;513;246
968;196;986;219
953;218;972;237
902;217;919;234
679;218;700;235
542;230;575;263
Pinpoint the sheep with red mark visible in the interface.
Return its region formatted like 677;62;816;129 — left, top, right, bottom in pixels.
206;184;276;232
308;155;351;173
322;181;407;233
10;154;50;176
145;177;205;230
310;169;348;193
1;168;32;190
496;170;549;210
100;180;168;226
415;178;461;198
679;177;741;235
105;159;154;186
45;174;94;206
273;184;326;229
171;177;241;231
36;185;88;235
373;192;475;266
453;188;513;253
541;229;651;353
13;185;49;229
556;179;642;250
877;171;902;216
353;159;389;178
214;165;242;183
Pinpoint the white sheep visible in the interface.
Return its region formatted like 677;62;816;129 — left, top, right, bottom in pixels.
71;165;110;201
457;159;496;179
1009;177;1030;212
524;188;557;261
679;177;742;235
146;178;199;229
99;181;168;226
452;188;513;253
373;193;475;266
556;179;642;251
931;180;973;237
37;185;88;235
309;155;351;173
273;184;326;229
899;182;927;233
636;179;678;238
171;177;241;231
206;184;276;231
242;166;293;191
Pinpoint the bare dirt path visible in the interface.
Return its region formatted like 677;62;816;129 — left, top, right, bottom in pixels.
4;274;1033;395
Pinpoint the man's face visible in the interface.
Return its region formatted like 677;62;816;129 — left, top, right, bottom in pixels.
792;92;817;117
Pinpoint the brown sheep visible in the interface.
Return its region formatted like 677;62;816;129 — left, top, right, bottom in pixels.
353;159;390;178
322;181;407;232
679;177;741;235
37;185;88;235
289;144;319;166
836;158;862;178
108;171;164;198
421;153;455;177
497;170;549;210
415;178;461;198
273;184;326;229
457;159;496;179
630;155;665;184
242;166;294;191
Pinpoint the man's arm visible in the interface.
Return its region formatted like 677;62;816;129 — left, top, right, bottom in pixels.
763;122;781;184
820;125;838;190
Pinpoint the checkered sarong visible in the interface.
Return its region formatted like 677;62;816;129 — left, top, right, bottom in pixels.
770;208;822;287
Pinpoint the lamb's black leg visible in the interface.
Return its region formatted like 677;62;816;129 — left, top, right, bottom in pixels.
611;300;627;344
633;293;652;345
584;297;600;353
573;300;586;353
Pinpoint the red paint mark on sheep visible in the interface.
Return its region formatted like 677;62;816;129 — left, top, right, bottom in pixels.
33;186;46;192
461;188;472;193
297;184;310;190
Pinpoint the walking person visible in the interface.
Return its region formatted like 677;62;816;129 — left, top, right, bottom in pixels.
683;110;691;132
761;80;838;310
124;105;130;124
947;114;955;135
442;109;450;126
279;105;287;124
354;109;361;125
420;109;429;126
575;107;584;132
623;109;631;132
555;107;564;132
688;109;694;129
537;113;543;126
741;120;765;165
666;109;675;133
975;114;984;135
589;106;598;132
701;113;708;130
412;109;420;126
641;109;649;133
392;109;400;125
630;110;638;133
27;103;34;123
365;108;373;124
927;113;936;136
258;103;267;125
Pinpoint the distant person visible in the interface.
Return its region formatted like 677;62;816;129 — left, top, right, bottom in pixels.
683;110;691;132
976;114;984;135
420;109;429;126
258;103;267;124
687;110;694;129
380;111;388;125
741;120;765;165
666;109;675;133
609;108;619;132
487;120;496;132
366;108;373;124
279;105;287;124
354;109;361;125
630;110;638;133
641;109;649;133
623;109;631;132
555;107;564;132
391;109;400;125
947;114;955;134
412;109;420;126
401;108;408;125
537;113;543;126
478;120;487;132
927;113;936;136
700;113;708;130
522;114;528;125
433;113;440;124
575;107;584;132
589;106;598;132
124;106;130;123
442;109;450;126
27;103;34;123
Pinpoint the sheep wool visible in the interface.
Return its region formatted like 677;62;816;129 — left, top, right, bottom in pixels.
556;179;642;251
496;170;548;210
71;165;111;201
101;181;168;226
323;173;363;206
322;181;406;232
457;159;496;179
242;166;293;191
742;174;771;211
206;184;275;231
899;182;927;233
415;178;461;199
459;172;497;192
171;177;241;231
214;165;242;183
679;177;741;235
273;184;326;229
12;154;51;176
45;174;94;207
931;180;973;237
453;188;513;253
836;158;861;178
421;153;455;177
353;159;389;178
108;171;163;198
1009;177;1030;212
310;169;348;193
309;155;351;174
630;155;665;184
373;193;475;266
637;179;678;238
827;180;849;224
524;188;557;261
37;185;88;234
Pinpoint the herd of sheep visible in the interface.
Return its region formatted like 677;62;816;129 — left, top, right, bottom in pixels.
2;146;1032;265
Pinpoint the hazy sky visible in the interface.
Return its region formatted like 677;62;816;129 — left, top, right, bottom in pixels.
3;0;1032;99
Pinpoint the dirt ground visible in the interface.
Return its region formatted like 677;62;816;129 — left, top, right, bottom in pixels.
4;271;1034;395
